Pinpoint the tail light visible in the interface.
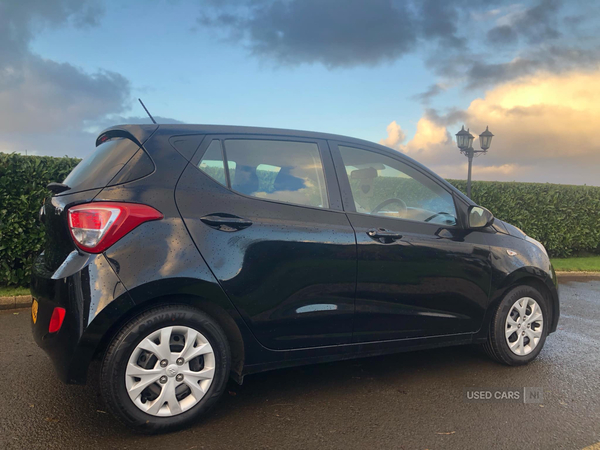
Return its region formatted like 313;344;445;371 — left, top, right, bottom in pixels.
49;307;66;333
68;202;163;253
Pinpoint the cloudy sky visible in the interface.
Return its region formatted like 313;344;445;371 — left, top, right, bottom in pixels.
1;0;599;185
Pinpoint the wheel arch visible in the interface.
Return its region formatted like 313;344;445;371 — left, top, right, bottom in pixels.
475;267;560;340
91;294;246;384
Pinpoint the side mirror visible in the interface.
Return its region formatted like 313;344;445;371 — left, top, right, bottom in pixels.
468;205;494;229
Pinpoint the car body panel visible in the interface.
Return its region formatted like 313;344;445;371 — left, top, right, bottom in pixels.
478;231;559;337
347;213;492;341
31;250;131;383
327;140;492;341
175;135;356;350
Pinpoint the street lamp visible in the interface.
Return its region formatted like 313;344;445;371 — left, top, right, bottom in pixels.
455;125;494;198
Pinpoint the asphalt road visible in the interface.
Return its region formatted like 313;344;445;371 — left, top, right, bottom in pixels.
1;277;599;450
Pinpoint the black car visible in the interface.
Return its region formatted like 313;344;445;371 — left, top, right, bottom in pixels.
31;124;559;432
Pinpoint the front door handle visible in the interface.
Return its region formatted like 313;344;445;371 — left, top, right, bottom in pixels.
367;228;403;244
200;214;253;232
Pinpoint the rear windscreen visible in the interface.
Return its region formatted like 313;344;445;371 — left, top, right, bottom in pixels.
62;137;141;194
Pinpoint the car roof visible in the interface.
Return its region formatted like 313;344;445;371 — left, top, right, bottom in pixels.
101;123;423;166
99;123;473;205
103;123;392;152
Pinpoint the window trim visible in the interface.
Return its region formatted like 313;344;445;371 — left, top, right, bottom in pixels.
328;140;464;229
190;134;344;213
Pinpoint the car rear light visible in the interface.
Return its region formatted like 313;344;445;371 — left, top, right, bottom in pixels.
49;307;66;333
68;202;163;253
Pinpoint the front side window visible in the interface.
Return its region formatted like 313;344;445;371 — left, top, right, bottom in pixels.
338;145;457;226
223;139;329;209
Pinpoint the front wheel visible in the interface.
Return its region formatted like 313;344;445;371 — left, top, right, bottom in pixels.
100;305;231;433
483;285;549;365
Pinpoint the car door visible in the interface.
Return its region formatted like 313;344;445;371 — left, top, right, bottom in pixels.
175;135;357;350
329;141;492;342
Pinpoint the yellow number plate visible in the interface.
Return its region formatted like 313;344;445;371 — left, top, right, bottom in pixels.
31;299;38;324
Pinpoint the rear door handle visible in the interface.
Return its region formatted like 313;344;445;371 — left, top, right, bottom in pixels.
200;214;253;232
367;228;403;244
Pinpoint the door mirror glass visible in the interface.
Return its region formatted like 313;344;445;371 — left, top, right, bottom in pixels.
468;205;494;228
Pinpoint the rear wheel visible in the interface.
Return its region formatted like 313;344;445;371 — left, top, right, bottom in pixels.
100;305;230;433
483;285;549;365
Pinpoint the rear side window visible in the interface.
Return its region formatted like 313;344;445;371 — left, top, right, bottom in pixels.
63;138;143;194
224;139;329;209
198;140;227;186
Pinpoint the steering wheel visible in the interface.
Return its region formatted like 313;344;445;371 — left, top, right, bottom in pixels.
371;198;407;216
424;212;454;223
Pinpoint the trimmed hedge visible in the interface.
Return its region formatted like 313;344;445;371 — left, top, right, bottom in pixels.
0;153;598;286
447;180;600;258
0;153;80;286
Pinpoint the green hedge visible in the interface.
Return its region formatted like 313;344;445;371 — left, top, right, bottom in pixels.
0;153;80;286
0;153;598;286
447;180;600;258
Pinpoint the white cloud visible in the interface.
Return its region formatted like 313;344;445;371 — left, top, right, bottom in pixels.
0;0;131;156
495;4;528;27
466;69;600;164
0;57;129;133
380;69;600;186
379;121;406;149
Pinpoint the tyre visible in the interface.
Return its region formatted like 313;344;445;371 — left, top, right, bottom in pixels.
483;285;549;366
100;304;231;433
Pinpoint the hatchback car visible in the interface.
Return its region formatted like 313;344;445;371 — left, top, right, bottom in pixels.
31;124;559;432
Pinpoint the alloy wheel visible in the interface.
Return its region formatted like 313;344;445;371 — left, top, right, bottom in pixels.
125;326;215;417
505;297;544;356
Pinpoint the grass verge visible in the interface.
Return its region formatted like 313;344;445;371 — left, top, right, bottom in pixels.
0;286;31;297
551;256;600;272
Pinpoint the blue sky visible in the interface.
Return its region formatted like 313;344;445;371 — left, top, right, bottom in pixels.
2;0;599;185
30;1;461;142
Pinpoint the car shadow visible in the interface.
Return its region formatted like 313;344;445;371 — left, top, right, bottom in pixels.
55;343;512;440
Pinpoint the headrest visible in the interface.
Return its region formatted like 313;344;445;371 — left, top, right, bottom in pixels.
350;167;378;180
233;165;259;195
274;167;305;192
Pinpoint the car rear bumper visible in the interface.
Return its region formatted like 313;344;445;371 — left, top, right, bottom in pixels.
30;251;129;384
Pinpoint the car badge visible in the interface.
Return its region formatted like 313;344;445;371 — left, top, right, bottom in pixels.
507;250;518;256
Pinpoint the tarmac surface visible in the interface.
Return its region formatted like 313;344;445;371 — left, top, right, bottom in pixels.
1;276;599;450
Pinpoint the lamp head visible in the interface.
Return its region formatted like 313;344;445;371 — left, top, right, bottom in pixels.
479;126;494;151
456;125;472;150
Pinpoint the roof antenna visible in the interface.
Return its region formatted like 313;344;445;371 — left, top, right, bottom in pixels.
138;98;157;124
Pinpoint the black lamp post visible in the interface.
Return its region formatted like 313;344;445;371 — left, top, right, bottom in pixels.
455;125;494;198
